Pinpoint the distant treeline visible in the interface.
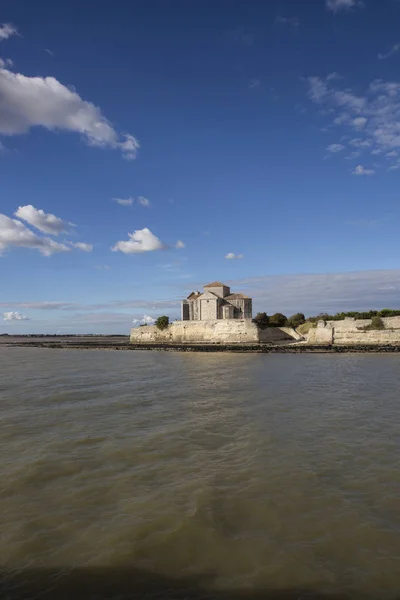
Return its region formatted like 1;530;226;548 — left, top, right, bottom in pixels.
307;309;400;322
252;309;400;330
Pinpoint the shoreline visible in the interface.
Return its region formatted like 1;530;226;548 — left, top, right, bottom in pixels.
3;339;400;353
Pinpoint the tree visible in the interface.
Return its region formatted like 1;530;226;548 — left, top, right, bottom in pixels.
287;313;306;328
269;313;288;327
252;312;269;330
155;316;169;331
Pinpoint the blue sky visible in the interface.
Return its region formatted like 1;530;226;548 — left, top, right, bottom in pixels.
1;0;400;333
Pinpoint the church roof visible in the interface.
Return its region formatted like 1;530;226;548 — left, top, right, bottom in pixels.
187;291;201;300
198;291;219;300
204;281;228;288
225;293;250;300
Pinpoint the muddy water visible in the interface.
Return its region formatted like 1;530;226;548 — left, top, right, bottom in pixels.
1;348;399;599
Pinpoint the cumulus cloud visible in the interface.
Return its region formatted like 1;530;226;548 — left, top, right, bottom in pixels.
0;23;18;41
175;240;185;249
0;63;139;159
326;0;362;13
132;314;156;326
225;252;244;260
378;44;400;60
327;143;345;153
0;213;71;256
15;204;70;235
352;165;375;176
307;75;400;171
111;228;166;254
3;311;29;321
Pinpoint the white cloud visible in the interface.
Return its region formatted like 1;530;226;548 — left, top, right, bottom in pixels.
113;196;151;207
70;242;93;252
352;165;375;176
274;15;299;27
141;315;155;325
225;252;244;260
0;57;13;68
113;197;134;206
0;301;77;310
111;228;166;254
230;270;400;316
0;23;18;41
0;63;139;159
119;134;140;161
15;204;69;235
175;240;185;249
326;0;363;13
307;75;400;171
349;138;372;148
352;117;367;130
137;196;151;207
386;150;398;158
344;151;361;160
378;44;400;60
3;311;29;321
95;265;110;270
327;143;345;153
0;213;71;256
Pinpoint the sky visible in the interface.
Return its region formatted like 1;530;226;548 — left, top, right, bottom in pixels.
1;0;400;334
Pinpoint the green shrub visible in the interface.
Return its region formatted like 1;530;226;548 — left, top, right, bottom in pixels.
155;316;169;331
366;316;385;331
252;312;269;330
287;313;306;328
269;313;288;327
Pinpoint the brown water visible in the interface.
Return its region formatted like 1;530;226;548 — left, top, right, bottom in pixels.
1;348;399;599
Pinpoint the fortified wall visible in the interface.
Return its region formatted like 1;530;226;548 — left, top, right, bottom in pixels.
307;316;400;345
130;320;301;345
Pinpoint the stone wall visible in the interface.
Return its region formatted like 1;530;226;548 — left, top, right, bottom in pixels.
307;316;400;345
130;320;299;345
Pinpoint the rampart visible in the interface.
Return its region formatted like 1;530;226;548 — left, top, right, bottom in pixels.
130;320;301;345
307;316;400;345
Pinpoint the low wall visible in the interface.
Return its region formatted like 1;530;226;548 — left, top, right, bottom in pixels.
307;317;400;345
130;320;299;345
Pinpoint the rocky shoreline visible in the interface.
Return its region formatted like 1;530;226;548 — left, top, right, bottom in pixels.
3;338;400;353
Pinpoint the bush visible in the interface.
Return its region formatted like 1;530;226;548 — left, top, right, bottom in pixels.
252;312;269;330
269;313;288;327
155;316;169;331
366;316;385;331
287;313;306;328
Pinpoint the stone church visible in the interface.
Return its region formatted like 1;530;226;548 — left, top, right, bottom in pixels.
181;281;252;321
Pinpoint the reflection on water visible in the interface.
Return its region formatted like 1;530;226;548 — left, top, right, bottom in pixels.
1;348;400;599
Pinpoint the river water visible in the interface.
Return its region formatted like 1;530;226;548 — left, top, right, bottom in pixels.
1;348;399;599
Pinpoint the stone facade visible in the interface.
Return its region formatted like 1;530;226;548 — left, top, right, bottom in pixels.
307;316;400;345
181;281;252;322
131;320;298;344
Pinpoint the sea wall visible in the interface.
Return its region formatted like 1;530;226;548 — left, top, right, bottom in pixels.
307;316;400;345
130;320;299;344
